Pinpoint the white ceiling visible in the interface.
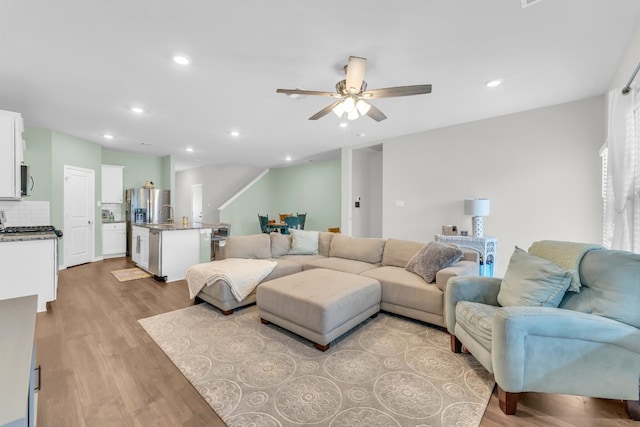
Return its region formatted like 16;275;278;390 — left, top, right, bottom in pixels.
1;1;639;171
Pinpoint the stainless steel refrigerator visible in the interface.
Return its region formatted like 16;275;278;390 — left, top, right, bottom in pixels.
125;188;171;256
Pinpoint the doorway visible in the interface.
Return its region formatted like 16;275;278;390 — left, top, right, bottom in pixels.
191;183;203;223
64;165;95;267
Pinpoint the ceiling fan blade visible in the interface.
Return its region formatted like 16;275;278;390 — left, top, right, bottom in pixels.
363;84;432;98
277;88;338;97
345;56;367;94
366;103;387;122
309;100;343;120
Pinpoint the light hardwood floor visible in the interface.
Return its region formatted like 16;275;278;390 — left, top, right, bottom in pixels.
35;258;636;426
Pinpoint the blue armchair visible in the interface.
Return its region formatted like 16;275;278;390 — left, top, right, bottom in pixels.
445;242;640;419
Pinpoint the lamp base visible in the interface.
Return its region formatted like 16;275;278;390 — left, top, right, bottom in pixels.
472;216;484;238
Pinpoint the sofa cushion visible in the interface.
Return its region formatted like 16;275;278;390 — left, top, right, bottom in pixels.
303;257;379;275
270;232;291;258
225;234;271;259
318;232;334;257
405;241;463;283
498;247;572;308
381;239;425;267
288;229;319;255
455;301;499;353
362;266;444;315
329;235;386;265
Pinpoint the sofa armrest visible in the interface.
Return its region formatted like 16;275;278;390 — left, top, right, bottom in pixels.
492;306;640;397
435;260;478;291
444;276;502;334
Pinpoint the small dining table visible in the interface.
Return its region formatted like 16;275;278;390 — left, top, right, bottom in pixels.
268;222;287;233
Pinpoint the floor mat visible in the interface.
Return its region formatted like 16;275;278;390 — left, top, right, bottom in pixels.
110;267;152;282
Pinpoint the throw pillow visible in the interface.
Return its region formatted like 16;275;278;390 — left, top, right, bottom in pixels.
405;241;463;283
497;247;572;307
288;229;319;255
270;232;291;258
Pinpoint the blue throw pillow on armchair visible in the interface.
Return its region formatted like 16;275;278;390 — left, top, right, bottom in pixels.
498;247;572;307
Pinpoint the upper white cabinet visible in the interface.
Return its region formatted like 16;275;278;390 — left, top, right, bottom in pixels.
102;164;124;203
0;110;24;200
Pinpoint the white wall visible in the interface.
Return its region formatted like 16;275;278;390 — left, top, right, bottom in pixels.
351;147;383;238
175;164;264;224
383;96;605;277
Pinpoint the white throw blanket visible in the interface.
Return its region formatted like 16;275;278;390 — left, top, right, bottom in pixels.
186;258;277;302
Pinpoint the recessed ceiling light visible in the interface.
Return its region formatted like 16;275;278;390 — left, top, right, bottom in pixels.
339;122;348;128
173;55;191;65
185;147;194;152
230;131;240;137
485;79;502;88
285;156;292;161
131;106;145;114
103;133;114;140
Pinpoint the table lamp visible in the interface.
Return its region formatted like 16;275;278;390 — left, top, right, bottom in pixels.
464;198;490;238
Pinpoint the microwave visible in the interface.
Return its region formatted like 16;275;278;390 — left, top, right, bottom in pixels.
21;165;31;197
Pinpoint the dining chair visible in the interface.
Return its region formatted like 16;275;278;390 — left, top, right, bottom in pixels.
283;216;301;234
296;212;306;230
258;214;271;233
279;213;292;223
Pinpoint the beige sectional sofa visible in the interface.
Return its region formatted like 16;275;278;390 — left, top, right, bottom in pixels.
194;231;478;328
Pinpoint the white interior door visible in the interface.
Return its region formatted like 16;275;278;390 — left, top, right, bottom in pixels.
191;184;203;222
64;165;95;267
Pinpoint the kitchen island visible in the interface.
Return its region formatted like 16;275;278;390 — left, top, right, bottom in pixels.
131;222;214;282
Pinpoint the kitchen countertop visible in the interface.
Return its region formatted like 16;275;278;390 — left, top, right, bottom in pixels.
133;222;217;231
0;231;59;243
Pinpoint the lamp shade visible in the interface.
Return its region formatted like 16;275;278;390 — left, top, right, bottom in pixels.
464;199;490;217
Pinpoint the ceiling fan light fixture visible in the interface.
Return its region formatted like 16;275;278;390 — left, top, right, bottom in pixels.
342;96;356;113
356;99;371;115
347;109;359;121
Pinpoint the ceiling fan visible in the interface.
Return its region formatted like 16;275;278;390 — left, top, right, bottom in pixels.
276;56;432;122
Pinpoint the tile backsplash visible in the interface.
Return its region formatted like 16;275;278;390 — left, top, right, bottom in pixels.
0;201;50;226
102;203;124;221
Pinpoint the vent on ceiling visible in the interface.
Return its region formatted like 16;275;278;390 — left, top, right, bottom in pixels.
521;0;544;8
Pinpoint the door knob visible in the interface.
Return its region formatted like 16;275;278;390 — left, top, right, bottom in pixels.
88;220;93;224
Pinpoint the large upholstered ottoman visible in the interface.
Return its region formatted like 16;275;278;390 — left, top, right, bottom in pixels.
256;268;381;351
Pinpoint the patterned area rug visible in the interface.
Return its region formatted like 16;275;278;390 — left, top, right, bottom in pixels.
139;303;494;427
110;267;152;282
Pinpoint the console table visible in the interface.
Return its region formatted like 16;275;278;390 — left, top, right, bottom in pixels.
435;234;498;277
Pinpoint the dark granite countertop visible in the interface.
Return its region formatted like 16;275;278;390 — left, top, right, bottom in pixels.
0;231;59;243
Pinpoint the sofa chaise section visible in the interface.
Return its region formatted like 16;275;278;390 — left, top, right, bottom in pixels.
361;238;478;326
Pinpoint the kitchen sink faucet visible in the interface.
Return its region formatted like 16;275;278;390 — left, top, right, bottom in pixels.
160;205;175;223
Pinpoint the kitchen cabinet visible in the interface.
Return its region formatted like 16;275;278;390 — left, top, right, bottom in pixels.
0;109;24;200
102;222;126;258
0;295;38;427
131;225;149;269
0;237;58;312
101;164;124;203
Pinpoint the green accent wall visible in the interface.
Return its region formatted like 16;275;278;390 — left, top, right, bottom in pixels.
102;149;168;192
220;159;341;235
23;127;53;202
